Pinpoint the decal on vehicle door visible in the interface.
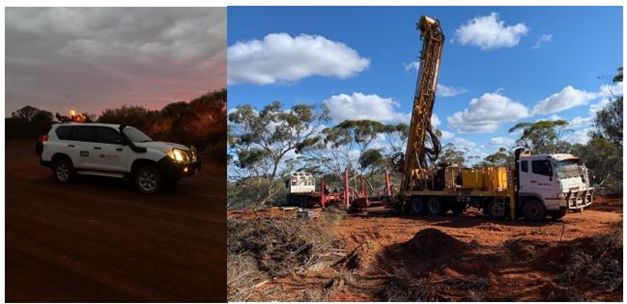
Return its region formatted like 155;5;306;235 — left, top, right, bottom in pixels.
80;151;89;157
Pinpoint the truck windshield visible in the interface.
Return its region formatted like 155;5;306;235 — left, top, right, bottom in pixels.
123;127;152;143
555;159;582;178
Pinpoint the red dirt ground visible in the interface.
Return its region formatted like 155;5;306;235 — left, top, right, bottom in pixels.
228;196;622;301
6;141;226;302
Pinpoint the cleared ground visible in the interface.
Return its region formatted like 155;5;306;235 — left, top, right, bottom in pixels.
6;141;226;302
228;196;622;301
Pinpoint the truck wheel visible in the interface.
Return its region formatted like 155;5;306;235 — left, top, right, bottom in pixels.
52;158;75;183
550;208;568;220
523;199;546;221
427;197;446;216
134;165;162;194
450;203;466;216
409;197;426;215
486;200;506;220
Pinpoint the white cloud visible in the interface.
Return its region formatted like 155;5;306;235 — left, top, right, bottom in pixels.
453;137;477;151
599;82;623;98
431;113;441;128
403;60;420;72
436;84;468;97
569;116;594;128
589;98;611;113
323;92;406;123
531;86;597;115
228;33;370;85
565;129;590;145
454;12;529;50
440;130;455;140
323;92;443;129
488;136;515;146
6;8;226;114
447;91;529;133
532;34;553;49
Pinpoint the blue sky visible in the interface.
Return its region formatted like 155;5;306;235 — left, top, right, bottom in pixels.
227;6;622;159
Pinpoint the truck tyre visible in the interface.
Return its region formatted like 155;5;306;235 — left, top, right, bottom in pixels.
523;199;546;221
409;197;426;215
427;197;446;216
450;202;466;216
486;200;506;220
550;208;568;220
134;165;162;194
52;157;75;183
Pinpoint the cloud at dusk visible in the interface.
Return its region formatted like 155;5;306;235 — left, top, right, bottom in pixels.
6;8;226;116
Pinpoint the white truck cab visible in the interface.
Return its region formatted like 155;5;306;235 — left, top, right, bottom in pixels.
288;171;316;194
518;153;593;217
39;123;201;194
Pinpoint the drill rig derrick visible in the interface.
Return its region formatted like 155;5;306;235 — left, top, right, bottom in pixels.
399;16;445;192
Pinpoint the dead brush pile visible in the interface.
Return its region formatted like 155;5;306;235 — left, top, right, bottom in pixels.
227;217;344;301
558;228;623;293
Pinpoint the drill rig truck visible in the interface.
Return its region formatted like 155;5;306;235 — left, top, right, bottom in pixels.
395;16;594;221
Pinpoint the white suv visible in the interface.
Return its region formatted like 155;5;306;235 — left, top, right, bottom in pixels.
39;123;201;194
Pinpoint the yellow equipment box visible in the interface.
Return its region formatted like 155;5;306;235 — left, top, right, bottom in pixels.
461;167;509;191
461;169;485;189
485;167;509;192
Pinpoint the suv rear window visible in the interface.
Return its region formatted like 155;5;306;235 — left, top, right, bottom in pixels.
96;127;123;144
55;126;73;140
71;126;97;142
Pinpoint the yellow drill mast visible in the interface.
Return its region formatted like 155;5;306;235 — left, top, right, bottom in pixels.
401;16;445;192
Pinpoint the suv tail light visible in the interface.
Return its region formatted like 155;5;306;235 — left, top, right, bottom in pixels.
38;134;49;143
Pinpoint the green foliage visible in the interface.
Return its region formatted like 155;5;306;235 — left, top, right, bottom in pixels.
7;90;226;161
508;119;570;154
228;101;327;207
474;147;513;168
359;148;384;173
592;97;622;150
381;123;409;153
6;106;54;140
439;143;465;165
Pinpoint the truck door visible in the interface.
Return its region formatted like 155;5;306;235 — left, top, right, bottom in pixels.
519;158;555;198
69;126;98;169
91;127;129;172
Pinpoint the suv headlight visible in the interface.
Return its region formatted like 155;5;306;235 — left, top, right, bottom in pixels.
190;145;198;162
167;148;189;163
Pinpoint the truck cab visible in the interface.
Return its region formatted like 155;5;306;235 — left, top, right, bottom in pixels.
285;171;319;208
518;153;593;214
288;171;316;194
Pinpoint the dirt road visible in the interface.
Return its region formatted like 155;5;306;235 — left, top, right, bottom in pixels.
228;197;622;301
6;141;226;302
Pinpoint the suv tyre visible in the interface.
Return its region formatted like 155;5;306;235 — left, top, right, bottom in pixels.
52;158;75;183
134;165;162;194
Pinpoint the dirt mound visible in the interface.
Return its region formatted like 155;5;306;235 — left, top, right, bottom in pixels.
505;238;550;259
404;228;471;258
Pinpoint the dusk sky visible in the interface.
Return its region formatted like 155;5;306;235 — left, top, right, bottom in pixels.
228;6;622;160
6;7;226;116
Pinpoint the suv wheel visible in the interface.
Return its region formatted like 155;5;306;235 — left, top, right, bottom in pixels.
134;165;162;194
53;158;74;183
523;199;546;221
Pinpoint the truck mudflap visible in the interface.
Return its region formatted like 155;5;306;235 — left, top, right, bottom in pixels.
565;188;594;209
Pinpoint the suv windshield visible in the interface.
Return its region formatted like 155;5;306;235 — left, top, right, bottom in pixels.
555;159;582;178
122;126;152;143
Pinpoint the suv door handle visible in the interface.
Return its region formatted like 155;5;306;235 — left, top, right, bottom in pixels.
68;144;75;148
94;147;102;150
116;148;123;151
